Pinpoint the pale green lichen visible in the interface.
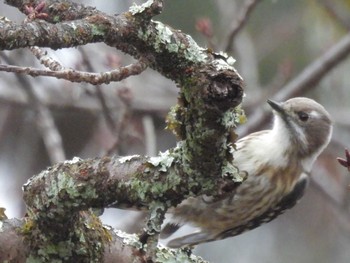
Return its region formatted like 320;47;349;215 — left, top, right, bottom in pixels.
130;179;148;200
218;51;236;66
53;15;60;23
51;170;99;205
138;21;206;63
115;230;208;262
234;104;247;124
165;104;184;138
78;183;98;200
226;56;236;66
221;161;243;182
137;26;151;42
146;202;166;233
115;229;143;249
90;24;106;36
129;0;154;15
152;21;180;53
183;35;207;62
154;22;173;43
156;245;208;263
56;172;76;193
119;155;140;163
26;215;105;261
211;51;243;79
148;150;175;172
221;104;246;129
26;255;41;263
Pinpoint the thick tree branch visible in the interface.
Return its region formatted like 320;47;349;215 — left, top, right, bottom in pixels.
0;218;208;262
21;153;235;261
1;0;245;261
1;0;244;183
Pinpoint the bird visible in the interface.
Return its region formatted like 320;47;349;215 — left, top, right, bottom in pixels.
160;97;333;248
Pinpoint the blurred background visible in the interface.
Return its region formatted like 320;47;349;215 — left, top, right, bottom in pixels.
0;0;350;262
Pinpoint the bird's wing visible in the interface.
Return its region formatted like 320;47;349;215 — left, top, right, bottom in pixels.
162;175;308;248
212;175;309;241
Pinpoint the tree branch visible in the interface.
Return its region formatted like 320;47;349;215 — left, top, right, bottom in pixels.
2;0;244;181
1;0;245;261
0;218;208;262
0;61;148;84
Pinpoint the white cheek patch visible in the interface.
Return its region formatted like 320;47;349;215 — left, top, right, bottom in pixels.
309;110;320;118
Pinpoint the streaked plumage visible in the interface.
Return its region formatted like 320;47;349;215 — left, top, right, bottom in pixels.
161;97;332;248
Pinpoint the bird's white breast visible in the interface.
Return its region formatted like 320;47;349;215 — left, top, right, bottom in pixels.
234;118;291;174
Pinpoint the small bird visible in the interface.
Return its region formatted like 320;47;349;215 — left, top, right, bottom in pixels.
160;97;332;248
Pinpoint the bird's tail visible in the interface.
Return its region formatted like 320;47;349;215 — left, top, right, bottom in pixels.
160;214;208;248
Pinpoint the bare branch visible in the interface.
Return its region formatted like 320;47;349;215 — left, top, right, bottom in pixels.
0;61;148;85
29;46;63;71
0;218;208;263
224;0;263;53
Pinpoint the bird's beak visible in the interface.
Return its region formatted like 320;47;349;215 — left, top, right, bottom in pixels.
267;99;284;113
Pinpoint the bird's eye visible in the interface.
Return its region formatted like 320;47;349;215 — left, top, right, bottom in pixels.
297;111;309;122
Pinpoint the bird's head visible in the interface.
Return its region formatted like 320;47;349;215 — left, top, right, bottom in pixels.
267;97;332;158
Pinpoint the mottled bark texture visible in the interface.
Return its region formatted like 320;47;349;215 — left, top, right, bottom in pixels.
0;0;244;262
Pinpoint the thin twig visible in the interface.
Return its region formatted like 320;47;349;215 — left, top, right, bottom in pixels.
29;46;63;71
225;0;263;53
0;61;148;85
